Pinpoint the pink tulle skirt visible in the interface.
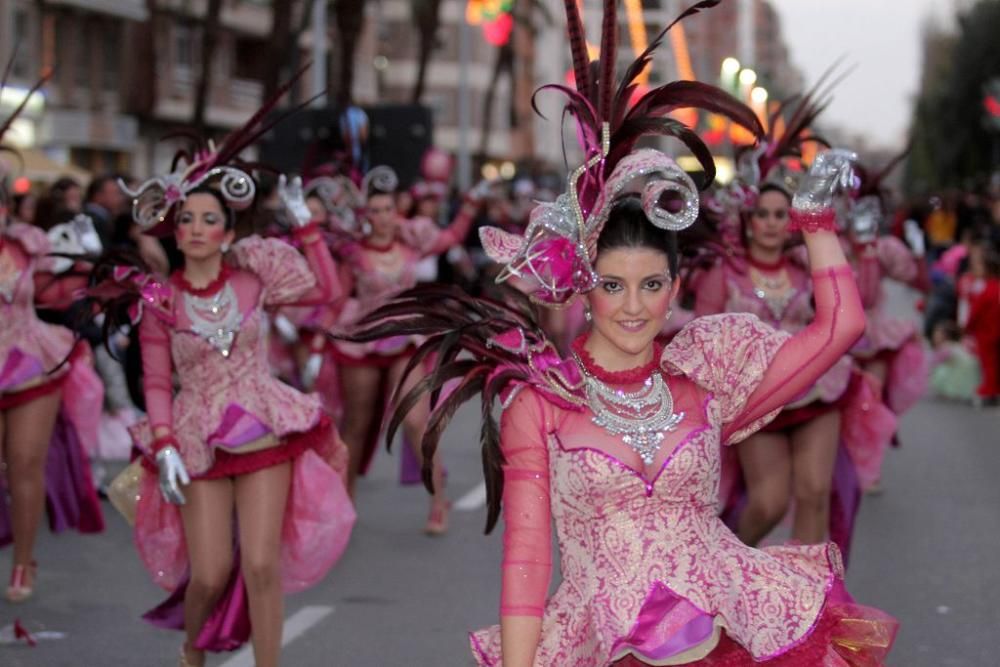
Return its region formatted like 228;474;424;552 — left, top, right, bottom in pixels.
134;420;355;594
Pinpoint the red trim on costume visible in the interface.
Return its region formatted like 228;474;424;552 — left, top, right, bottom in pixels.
787;208;837;233
170;264;232;296
360;237;397;253
747;255;786;272
571;334;665;385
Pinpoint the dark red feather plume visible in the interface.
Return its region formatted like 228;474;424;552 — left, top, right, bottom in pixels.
563;0;590;96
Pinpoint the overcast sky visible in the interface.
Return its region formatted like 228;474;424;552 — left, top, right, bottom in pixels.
770;0;951;149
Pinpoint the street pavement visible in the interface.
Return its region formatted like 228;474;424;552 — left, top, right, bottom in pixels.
2;287;999;666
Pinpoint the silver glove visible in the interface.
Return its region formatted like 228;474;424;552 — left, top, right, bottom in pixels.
792;148;858;214
155;446;190;505
278;175;312;227
301;352;324;391
848;196;882;245
468;178;495;202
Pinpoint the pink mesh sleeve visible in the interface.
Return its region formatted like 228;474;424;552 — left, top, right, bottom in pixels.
499;388;552;618
693;264;727;317
854;251;882;310
293;232;343;305
726;264;864;442
139;311;174;439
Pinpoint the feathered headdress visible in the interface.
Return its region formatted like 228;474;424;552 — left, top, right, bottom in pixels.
121;66;314;236
478;0;764;305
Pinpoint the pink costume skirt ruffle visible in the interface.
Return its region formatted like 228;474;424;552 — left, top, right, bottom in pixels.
134;417;355;651
611;580;897;666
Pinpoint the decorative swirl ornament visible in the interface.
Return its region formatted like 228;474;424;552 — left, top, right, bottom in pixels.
361;165;399;198
120;165;256;233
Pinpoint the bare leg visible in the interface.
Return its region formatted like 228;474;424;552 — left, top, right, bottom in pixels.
4;391;62;577
337;363;383;497
179;478;235;667
736;431;792;546
235;462;292;667
387;357;448;533
789;409;841;544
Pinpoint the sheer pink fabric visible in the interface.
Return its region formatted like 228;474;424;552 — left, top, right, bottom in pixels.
136;236;339;462
333;208;474;359
475;265;866;665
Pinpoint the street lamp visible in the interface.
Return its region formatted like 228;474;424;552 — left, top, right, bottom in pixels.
750;86;768;105
739;68;757;87
721;57;741;77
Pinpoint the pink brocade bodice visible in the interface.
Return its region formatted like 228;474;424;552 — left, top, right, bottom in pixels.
136;237;331;475
0;224;74;393
471;283;867;665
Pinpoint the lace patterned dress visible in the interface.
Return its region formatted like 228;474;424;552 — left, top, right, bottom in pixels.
129;236;354;606
470;266;897;666
0;223;105;544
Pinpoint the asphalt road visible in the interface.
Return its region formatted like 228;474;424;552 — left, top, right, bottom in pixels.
2;286;998;666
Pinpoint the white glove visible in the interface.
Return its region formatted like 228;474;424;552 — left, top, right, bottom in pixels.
301;352;324;391
273;314;300;345
155;446;190;505
278;175;311;227
904;219;926;257
468;178;495;202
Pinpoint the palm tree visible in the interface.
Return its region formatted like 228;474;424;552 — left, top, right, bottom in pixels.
192;0;224;132
334;0;366;106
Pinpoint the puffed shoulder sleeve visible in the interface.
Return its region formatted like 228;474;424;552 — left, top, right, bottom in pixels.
663;313;791;444
229;235;317;307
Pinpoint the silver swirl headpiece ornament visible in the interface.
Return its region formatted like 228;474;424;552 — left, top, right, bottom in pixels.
119;165;256;232
361;166;399;199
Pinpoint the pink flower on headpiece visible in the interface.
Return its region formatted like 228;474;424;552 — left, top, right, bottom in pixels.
164;184;183;205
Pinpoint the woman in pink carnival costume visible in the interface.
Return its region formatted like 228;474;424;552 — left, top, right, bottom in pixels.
343;2;897;664
0;64;104;603
843;159;929;449
329;163;484;534
87;82;355;667
694;89;895;556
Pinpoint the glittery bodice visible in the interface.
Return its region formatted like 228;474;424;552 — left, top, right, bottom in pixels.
349;242;420;306
136;237;329;474
0;225;75;393
471;279;867;665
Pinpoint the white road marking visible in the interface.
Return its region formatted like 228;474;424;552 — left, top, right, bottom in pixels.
454;481;487;511
218;605;335;667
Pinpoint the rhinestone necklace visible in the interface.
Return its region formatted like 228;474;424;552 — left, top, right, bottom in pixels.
573;353;685;465
183;282;242;357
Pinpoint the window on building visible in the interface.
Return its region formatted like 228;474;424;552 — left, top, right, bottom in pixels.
102;21;122;91
11;5;35;79
174;23;200;77
233;36;266;80
75;17;90;88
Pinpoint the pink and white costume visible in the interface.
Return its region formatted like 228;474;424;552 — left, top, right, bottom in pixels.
0;222;104;541
851;236;928;416
332;213;474;363
470;266;896;665
129;234;354;630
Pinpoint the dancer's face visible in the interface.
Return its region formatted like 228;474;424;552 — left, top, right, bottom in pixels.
366;193;397;238
175;193;234;261
748;189;790;252
587;247;678;361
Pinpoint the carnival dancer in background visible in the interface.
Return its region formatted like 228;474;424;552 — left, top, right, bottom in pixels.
343;0;897;663
845;158;929;427
330;164;482;534
88;86;355;667
0;65;105;603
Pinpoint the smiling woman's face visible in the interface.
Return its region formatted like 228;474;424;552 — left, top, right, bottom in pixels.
585;246;677;362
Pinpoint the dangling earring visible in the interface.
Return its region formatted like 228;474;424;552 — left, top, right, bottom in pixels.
584;308;592;323
221;241;231;253
665;308;673;321
361;220;373;236
745;228;753;240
